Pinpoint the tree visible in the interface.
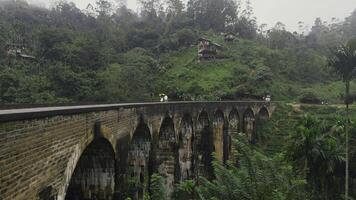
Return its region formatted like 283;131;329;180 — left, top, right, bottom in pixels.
287;115;344;199
139;0;164;20
164;0;186;33
166;0;185;15
0;68;21;103
268;30;296;49
187;0;239;32
224;0;239;30
243;0;253;19
175;28;196;47
197;136;306;200
342;9;356;40
307;18;341;50
328;38;356;199
95;0;113;17
115;0;127;8
98;63;153;102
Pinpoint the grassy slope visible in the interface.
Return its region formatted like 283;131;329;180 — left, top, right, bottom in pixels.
158;33;348;102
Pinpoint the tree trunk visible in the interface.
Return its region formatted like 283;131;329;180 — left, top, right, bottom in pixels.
345;81;350;200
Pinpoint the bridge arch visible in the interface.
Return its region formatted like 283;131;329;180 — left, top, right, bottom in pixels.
258;106;270;120
57;123;116;200
213;109;226;162
178;114;194;181
254;106;271;144
243;108;256;144
196;110;210;132
229;108;240;136
159;116;176;143
157;115;178;198
127;120;152;199
196;110;213;178
65;137;116;200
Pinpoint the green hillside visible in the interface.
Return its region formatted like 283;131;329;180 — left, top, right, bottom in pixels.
0;0;355;104
157;33;347;102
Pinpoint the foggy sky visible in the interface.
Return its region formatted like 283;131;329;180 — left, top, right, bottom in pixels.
252;0;355;31
27;0;356;32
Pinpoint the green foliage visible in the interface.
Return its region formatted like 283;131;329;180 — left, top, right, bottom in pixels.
150;173;166;200
98;63;153;101
175;29;197;47
328;37;356;200
328;44;356;83
254;65;273;83
197;136;306;200
268;28;298;49
0;65;65;103
156;37;335;102
299;91;321;104
172;180;197;200
0;0;355;103
187;0;240;33
0;0;355;105
286;115;345;199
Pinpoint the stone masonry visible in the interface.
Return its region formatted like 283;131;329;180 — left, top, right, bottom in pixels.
0;101;274;200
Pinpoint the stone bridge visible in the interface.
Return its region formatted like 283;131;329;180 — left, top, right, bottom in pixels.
0;101;274;200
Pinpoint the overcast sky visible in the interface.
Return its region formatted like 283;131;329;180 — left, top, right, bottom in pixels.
252;0;355;31
28;0;356;32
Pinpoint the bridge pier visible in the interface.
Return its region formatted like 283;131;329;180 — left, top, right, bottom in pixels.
227;109;240;164
177;114;194;181
213;110;225;163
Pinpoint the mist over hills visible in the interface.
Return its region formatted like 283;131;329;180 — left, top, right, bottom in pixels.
2;0;354;31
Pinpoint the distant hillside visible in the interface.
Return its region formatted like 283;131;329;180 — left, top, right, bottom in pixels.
0;0;355;104
156;32;348;102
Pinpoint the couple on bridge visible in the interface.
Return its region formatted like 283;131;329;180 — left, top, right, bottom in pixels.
159;94;169;102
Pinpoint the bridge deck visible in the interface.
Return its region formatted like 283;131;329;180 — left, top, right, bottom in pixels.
0;101;268;122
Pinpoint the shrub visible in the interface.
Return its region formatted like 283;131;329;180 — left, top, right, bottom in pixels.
175;28;197;47
300;92;322;104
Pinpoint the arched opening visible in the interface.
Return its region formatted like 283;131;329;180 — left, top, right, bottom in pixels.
178;114;194;181
255;107;270;144
258;107;269;120
243;108;256;144
196;111;213;179
213;110;225;162
128;122;151;200
157;116;177;199
65;138;115;200
228;109;240;162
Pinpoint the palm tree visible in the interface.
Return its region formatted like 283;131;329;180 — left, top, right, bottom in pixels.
287;115;344;199
328;38;356;199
